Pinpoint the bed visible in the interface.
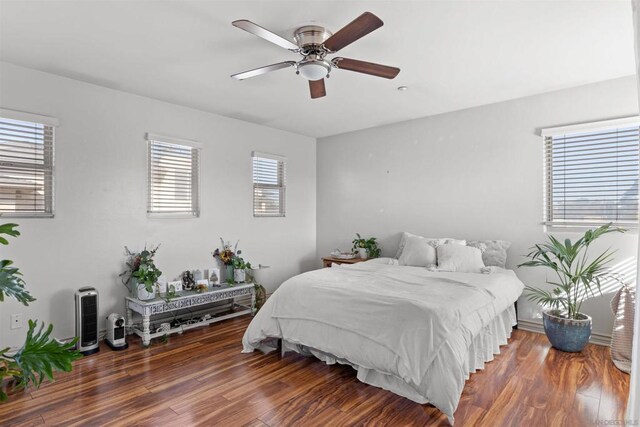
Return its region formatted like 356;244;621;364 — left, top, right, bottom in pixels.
242;258;524;424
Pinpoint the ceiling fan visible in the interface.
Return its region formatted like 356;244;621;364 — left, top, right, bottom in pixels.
230;12;400;99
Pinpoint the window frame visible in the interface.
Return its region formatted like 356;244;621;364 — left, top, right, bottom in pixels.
252;151;286;218
146;133;201;218
541;116;640;229
0;109;58;218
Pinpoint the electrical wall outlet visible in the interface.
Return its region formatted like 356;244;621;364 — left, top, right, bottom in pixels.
10;313;22;329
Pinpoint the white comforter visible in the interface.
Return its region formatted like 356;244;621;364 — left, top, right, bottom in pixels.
242;260;524;423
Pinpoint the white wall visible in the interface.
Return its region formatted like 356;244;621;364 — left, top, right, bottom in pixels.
317;75;639;339
0;62;316;347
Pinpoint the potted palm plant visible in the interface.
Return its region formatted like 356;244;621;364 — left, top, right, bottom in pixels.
518;223;624;352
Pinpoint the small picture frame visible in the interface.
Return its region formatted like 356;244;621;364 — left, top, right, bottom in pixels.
168;280;183;292
208;267;220;285
197;279;209;287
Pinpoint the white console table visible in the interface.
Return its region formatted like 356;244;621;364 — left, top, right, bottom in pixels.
125;283;255;346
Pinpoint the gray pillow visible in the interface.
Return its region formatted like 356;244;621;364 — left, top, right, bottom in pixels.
466;240;511;268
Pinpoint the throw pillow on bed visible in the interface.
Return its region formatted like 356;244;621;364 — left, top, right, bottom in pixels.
466;240;511;269
398;235;437;267
436;244;485;273
395;232;466;259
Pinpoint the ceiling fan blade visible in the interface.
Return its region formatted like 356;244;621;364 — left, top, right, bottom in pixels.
309;79;326;99
332;57;400;79
231;61;296;80
323;12;383;52
232;20;300;51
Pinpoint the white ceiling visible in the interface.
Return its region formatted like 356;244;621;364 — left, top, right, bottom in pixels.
0;0;636;138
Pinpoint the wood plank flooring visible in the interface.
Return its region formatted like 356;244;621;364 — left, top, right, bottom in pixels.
1;316;629;426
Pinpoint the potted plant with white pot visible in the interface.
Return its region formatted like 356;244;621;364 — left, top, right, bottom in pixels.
231;255;251;284
120;245;162;301
518;223;624;352
351;233;381;259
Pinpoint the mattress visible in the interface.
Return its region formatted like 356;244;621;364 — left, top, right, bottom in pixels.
242;260;524;424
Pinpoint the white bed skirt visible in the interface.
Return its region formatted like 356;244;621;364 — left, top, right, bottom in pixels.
281;305;517;422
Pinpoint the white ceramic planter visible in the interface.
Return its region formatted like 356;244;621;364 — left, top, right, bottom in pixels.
136;282;156;301
358;248;368;259
234;269;246;283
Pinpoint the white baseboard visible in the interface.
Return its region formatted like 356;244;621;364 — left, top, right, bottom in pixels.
517;319;611;347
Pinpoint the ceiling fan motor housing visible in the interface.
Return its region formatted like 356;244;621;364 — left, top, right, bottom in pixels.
293;25;333;50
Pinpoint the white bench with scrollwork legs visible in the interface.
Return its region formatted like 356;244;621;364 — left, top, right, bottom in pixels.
125;283;255;346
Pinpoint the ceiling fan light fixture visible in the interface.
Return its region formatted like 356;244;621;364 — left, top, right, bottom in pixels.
297;59;331;81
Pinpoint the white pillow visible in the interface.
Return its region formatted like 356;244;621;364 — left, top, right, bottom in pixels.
398;235;437;267
436;244;485;273
395;232;466;259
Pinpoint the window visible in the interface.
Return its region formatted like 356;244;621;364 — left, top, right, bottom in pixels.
147;133;200;217
542;117;640;227
252;151;286;217
0;110;57;217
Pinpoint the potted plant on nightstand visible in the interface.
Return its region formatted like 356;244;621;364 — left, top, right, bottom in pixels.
352;233;381;259
518;223;624;352
120;245;162;301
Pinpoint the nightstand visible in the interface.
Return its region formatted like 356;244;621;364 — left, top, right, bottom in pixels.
322;256;368;268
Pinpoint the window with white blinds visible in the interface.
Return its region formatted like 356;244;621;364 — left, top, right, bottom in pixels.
543;118;640;227
0;116;54;217
147;135;200;217
252;152;286;217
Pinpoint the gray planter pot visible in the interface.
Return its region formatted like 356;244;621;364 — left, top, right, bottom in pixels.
542;309;592;352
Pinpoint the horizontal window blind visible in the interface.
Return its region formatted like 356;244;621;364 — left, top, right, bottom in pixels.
0;117;54;217
147;138;200;216
544;124;640;227
252;152;286;217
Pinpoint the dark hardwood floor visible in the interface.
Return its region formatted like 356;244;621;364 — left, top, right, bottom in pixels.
1;316;629;426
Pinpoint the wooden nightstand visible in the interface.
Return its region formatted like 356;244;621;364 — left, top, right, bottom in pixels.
322;256;368;268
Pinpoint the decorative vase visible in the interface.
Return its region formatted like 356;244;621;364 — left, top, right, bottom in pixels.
135;281;156;301
234;269;246;283
225;265;234;283
358;248;368;259
542;309;592;352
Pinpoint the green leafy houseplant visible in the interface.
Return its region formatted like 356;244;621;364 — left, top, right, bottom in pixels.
231;256;252;271
0;223;82;401
352;233;381;258
229;256;251;286
120;245;162;293
518;223;624;320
